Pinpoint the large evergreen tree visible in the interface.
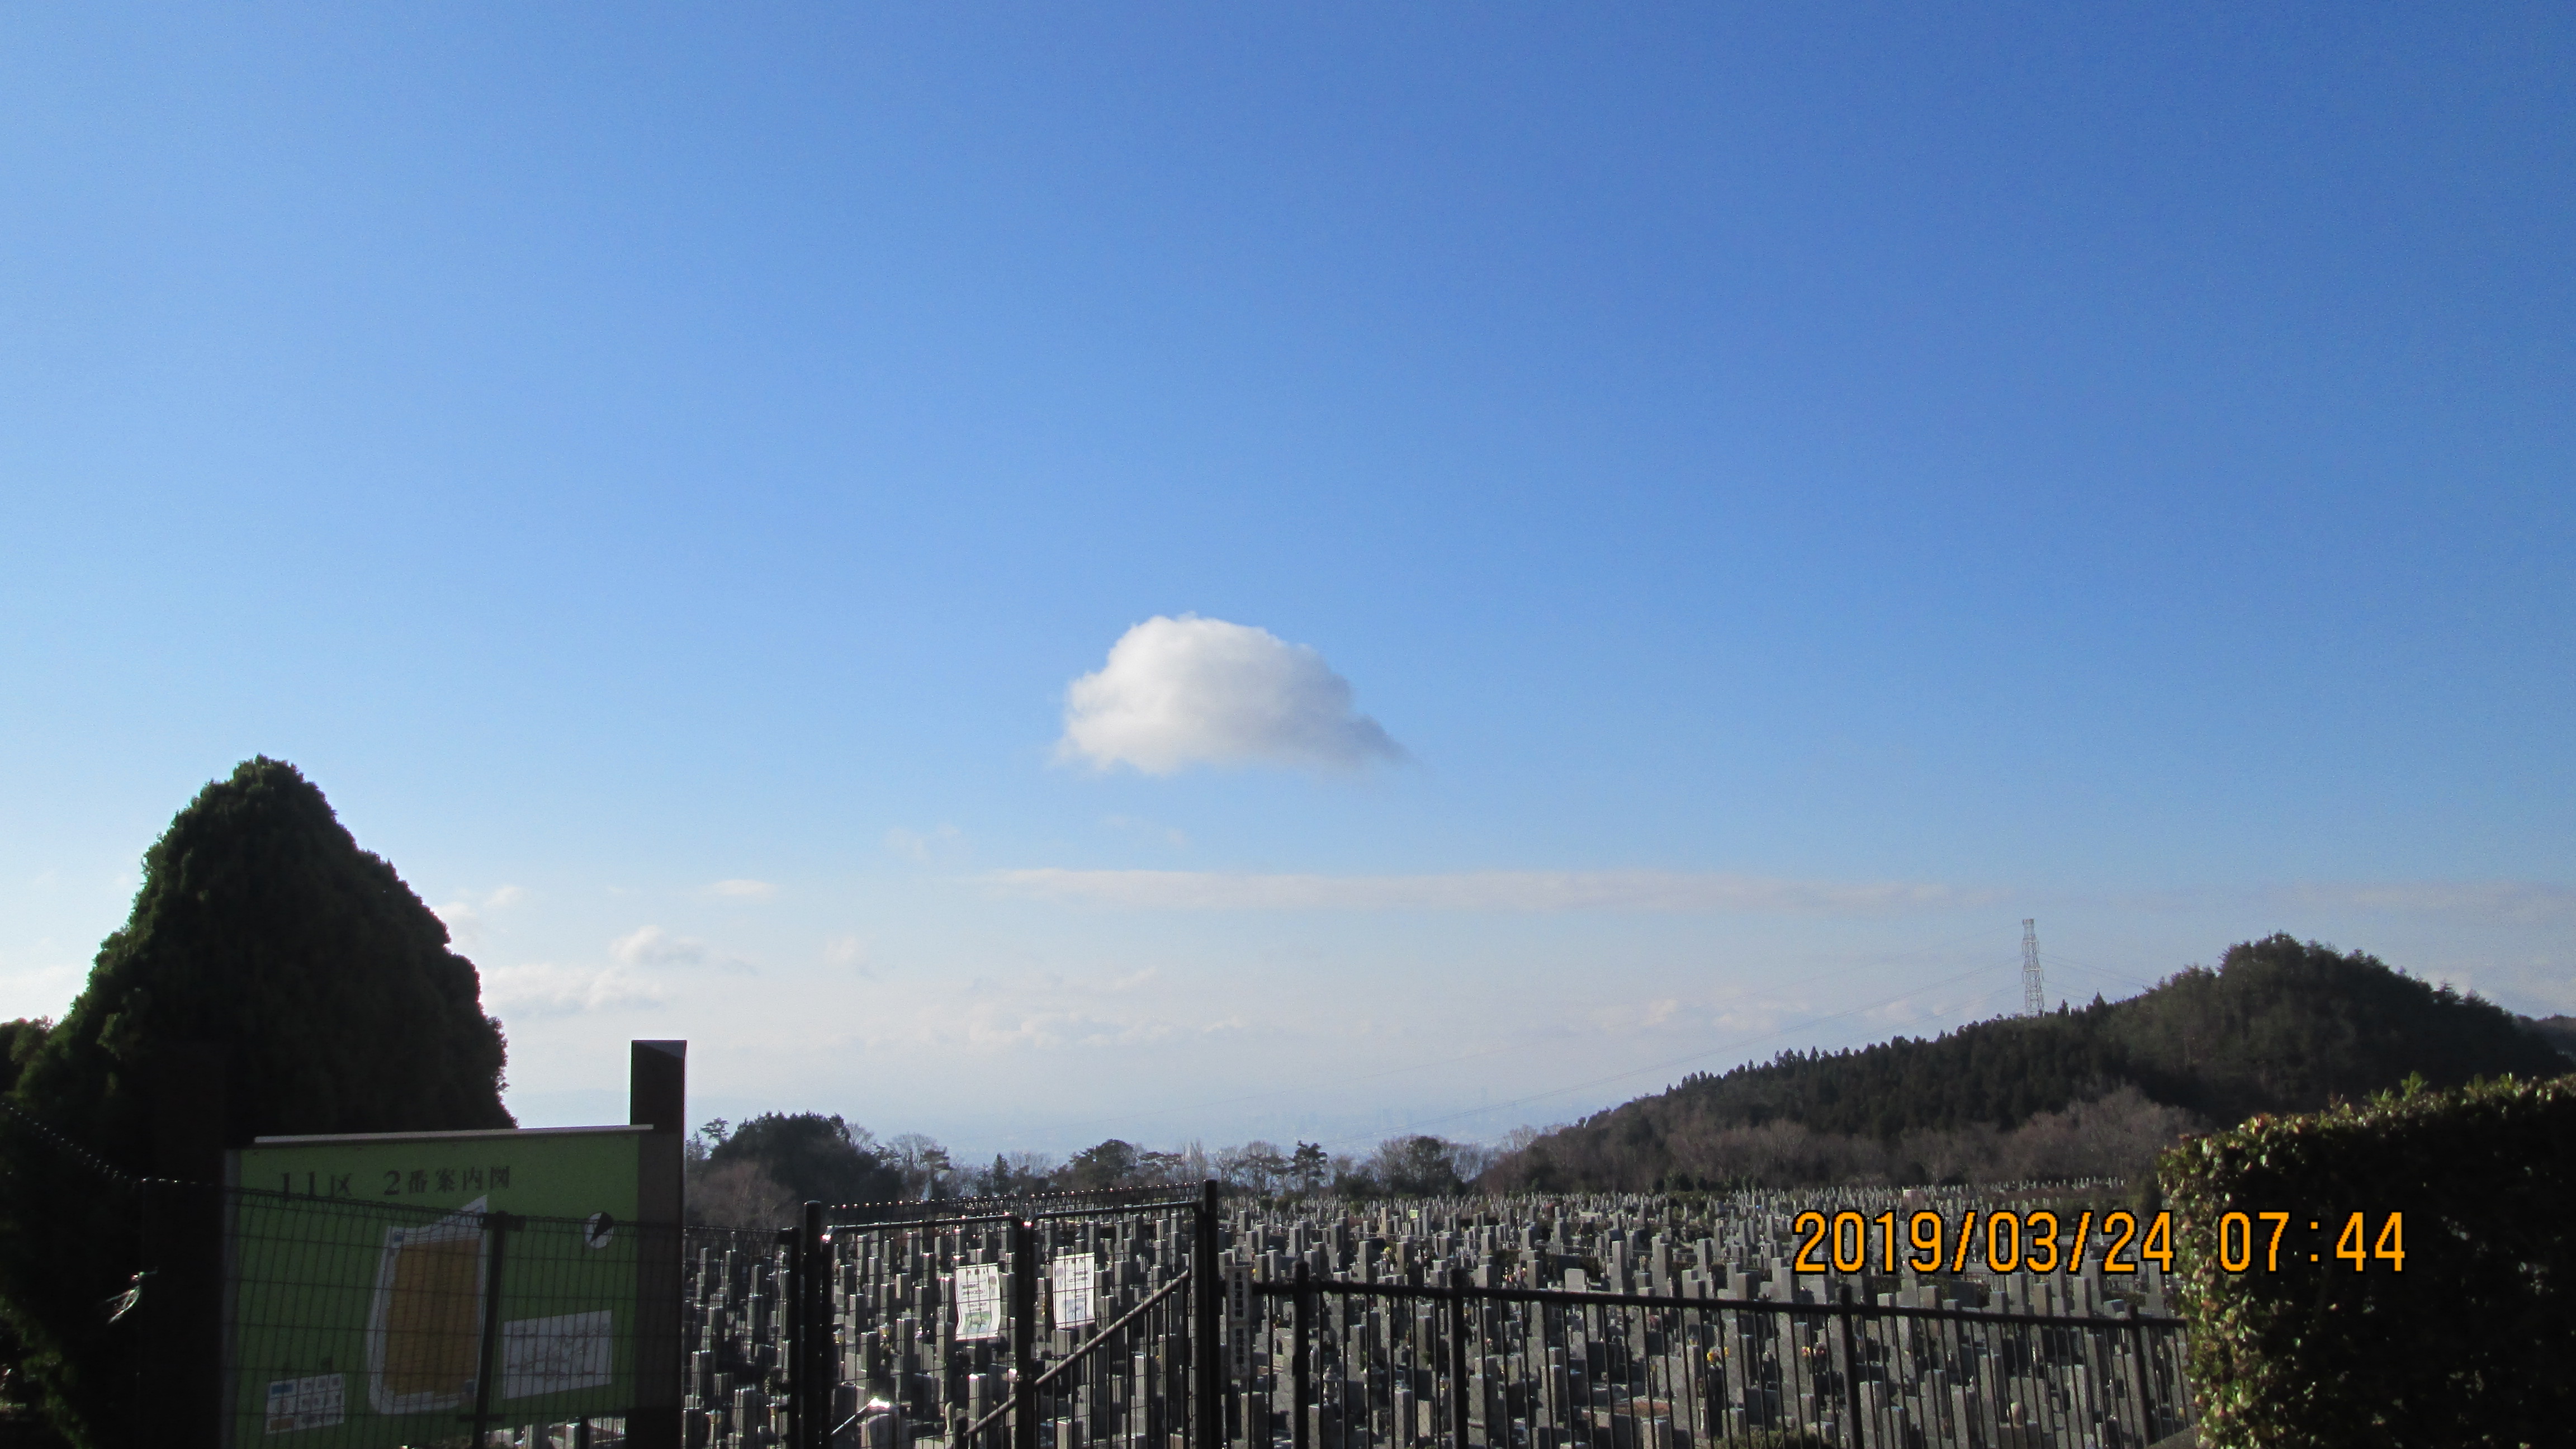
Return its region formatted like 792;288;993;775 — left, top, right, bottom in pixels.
0;757;512;1444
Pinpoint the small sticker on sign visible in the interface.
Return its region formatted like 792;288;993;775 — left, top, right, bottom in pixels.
265;1373;346;1433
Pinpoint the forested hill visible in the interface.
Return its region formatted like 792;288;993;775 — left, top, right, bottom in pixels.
1483;934;2570;1192
2531;1015;2576;1059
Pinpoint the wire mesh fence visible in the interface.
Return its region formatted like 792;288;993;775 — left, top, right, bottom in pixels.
683;1224;794;1448
203;1185;676;1448
825;1200;1207;1449
679;1191;1216;1449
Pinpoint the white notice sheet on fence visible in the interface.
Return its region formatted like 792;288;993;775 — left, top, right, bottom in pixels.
1052;1255;1096;1328
500;1309;615;1400
955;1262;1003;1341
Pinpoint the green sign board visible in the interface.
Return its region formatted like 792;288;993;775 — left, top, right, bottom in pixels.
225;1125;655;1445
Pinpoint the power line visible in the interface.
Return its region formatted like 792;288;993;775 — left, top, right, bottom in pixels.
2038;950;2160;994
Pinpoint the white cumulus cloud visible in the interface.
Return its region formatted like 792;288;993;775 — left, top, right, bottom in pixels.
1057;615;1404;775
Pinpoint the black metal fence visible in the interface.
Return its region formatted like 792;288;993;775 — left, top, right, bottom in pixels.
683;1186;1219;1449
1249;1269;2193;1449
675;1187;2193;1449
683;1222;795;1448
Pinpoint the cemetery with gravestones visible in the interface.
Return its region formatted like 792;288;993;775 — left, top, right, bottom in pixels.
680;1182;2189;1449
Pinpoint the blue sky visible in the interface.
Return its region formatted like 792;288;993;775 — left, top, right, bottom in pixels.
4;4;2570;1158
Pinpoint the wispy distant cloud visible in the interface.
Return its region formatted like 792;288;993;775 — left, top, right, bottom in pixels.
485;963;667;1017
823;934;874;975
987;869;1991;915
905;1001;1183;1053
709;878;778;900
2262;880;2576;924
434;885;527;949
1057;615;1403;775
2124;880;2576;925
1026;965;1161;995
0;961;85;1016
1105;815;1191;848
886;825;964;862
610;925;752;973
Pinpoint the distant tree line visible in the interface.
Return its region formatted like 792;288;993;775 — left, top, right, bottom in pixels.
683;1119;1500;1226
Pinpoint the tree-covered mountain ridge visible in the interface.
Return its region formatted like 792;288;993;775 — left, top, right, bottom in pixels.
1484;934;2573;1193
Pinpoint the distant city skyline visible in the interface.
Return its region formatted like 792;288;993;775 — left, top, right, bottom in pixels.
4;5;2570;1161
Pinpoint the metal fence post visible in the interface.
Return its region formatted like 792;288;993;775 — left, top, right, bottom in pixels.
2123;1298;2153;1442
799;1201;829;1449
1837;1285;1867;1449
468;1211;515;1447
1196;1180;1224;1449
1011;1216;1039;1449
1446;1268;1471;1449
1290;1263;1311;1449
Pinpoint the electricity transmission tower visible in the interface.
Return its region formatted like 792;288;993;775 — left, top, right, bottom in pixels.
2021;918;2045;1016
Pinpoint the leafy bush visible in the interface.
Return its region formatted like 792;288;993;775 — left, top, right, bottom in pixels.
2160;1073;2576;1448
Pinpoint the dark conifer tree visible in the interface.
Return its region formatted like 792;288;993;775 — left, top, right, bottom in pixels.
0;1019;44;1095
1063;1139;1143;1190
705;1113;904;1204
0;757;512;1443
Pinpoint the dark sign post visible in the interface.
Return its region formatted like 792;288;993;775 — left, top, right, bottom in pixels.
629;1040;688;1449
1011;1216;1039;1449
793;1200;831;1449
465;1211;516;1446
148;1042;227;1449
1195;1180;1223;1449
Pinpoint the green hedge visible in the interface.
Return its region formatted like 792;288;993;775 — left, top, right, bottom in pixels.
2159;1073;2575;1448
